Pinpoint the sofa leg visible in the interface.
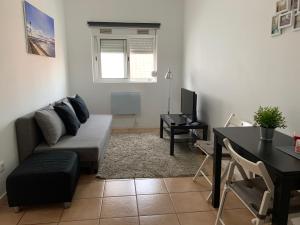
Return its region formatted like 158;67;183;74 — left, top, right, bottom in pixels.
14;207;21;213
64;202;71;209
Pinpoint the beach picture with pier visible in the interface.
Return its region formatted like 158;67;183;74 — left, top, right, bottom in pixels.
24;1;55;58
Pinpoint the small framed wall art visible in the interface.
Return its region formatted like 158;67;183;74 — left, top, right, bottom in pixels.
271;15;282;36
291;0;299;11
293;13;300;31
279;11;293;28
276;0;291;14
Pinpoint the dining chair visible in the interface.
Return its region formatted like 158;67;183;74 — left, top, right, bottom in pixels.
193;113;253;200
215;138;300;225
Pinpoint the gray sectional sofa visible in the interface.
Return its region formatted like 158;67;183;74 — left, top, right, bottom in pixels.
15;102;112;172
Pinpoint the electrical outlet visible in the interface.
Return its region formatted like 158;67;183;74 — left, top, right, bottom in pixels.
0;161;5;173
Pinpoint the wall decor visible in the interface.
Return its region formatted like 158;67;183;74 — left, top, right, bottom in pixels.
279;11;293;28
23;1;55;57
271;15;282;36
294;13;300;30
276;0;290;14
291;0;299;10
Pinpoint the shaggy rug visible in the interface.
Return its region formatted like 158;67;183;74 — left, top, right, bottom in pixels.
96;132;203;179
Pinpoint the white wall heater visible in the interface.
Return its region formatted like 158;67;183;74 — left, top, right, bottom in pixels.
111;92;141;115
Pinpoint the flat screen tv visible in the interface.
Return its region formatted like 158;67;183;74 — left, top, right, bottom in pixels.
181;88;197;122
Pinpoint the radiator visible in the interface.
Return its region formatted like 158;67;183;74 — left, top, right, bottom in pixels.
111;92;141;115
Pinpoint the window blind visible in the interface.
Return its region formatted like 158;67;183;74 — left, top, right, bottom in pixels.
128;38;154;54
100;39;126;53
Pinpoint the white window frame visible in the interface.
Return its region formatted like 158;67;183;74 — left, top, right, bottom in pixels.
91;29;158;84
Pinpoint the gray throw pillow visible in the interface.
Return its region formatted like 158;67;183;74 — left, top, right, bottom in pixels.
35;107;66;146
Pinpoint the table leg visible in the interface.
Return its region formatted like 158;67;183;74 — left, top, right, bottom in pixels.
160;117;164;138
203;126;208;141
212;134;222;208
170;127;175;155
272;178;290;225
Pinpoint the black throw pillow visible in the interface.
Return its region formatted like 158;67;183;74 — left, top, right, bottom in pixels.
54;102;81;136
68;94;90;123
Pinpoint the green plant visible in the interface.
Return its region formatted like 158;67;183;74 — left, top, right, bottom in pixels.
254;106;287;129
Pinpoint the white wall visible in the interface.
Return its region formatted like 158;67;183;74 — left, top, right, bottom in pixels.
63;0;184;128
183;0;300;138
0;0;68;196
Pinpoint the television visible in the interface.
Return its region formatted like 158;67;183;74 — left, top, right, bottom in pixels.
181;88;197;122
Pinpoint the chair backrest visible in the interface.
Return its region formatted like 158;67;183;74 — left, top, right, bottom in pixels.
224;113;253;128
223;138;274;194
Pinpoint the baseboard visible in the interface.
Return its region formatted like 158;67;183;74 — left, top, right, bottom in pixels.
112;128;159;134
0;192;6;200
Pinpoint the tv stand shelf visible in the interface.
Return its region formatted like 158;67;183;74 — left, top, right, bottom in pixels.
160;114;208;155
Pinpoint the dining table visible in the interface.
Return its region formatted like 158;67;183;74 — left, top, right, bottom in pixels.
212;126;300;225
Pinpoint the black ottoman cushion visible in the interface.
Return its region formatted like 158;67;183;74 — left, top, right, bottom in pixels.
6;151;79;207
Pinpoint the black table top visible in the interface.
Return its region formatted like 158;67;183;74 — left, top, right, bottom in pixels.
213;127;300;175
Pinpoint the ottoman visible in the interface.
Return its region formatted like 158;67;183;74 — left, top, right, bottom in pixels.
6;151;80;209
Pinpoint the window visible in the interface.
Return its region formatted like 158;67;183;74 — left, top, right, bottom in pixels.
92;28;158;83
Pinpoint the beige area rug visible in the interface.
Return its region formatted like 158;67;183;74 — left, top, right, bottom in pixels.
96;132;209;179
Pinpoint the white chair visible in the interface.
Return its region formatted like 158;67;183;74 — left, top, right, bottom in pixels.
193;113;253;200
215;138;300;225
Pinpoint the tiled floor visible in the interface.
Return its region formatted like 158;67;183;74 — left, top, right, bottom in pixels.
0;175;254;225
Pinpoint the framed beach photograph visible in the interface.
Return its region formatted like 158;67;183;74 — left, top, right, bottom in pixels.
279;11;293;28
271;15;281;36
276;0;290;14
294;13;300;31
23;1;55;57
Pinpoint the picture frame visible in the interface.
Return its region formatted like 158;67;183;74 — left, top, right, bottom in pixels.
276;0;291;14
271;15;282;36
293;13;300;31
23;1;55;57
291;0;299;11
279;11;293;28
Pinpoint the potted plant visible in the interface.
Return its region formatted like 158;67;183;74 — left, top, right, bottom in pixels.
254;106;287;141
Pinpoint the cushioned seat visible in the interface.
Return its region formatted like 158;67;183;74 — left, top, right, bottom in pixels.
6;151;80;207
35;115;112;170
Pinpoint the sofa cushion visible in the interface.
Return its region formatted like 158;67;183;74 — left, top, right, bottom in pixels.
35;115;112;163
54;102;81;136
68;95;90;123
35;107;66;146
62;98;76;115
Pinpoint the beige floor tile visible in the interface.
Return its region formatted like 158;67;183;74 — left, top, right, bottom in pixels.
221;209;254;225
101;196;138;218
79;174;104;184
33;223;58;225
61;198;101;221
104;180;136;197
74;181;105;199
139;214;180;225
178;211;216;225
100;217;139;225
135;179;168;195
0;206;24;225
19;205;63;225
170;192;214;213
0;195;8;206
137;194;175;216
59;219;100;225
164;177;211;193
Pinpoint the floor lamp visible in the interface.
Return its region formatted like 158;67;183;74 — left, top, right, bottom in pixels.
165;68;173;114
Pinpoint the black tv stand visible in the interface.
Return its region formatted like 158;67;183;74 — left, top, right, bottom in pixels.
160;114;208;155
